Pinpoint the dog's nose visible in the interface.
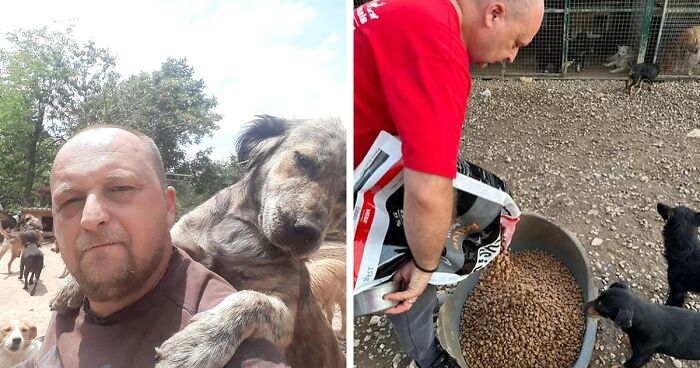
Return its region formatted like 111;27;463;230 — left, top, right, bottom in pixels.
291;218;322;244
12;337;21;345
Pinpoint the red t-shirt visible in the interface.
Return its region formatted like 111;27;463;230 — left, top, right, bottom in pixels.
354;0;471;178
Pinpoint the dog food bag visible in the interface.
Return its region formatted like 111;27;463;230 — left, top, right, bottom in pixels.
353;131;521;293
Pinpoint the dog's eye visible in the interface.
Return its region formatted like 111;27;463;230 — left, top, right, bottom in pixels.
295;152;318;175
20;328;27;332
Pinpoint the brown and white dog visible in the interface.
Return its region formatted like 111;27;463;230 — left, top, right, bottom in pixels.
50;116;347;368
308;258;346;336
0;227;42;274
0;320;42;367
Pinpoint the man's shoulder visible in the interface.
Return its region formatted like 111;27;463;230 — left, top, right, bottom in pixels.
168;248;236;315
355;0;456;29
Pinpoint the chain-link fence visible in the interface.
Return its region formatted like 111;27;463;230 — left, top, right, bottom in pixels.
353;0;700;79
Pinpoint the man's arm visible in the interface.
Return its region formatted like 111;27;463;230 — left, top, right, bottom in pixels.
403;168;453;270
384;168;453;314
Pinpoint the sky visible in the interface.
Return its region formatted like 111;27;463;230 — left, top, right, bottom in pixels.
0;0;348;160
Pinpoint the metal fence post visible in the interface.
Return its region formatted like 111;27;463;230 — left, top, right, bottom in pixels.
561;0;571;76
653;0;670;64
637;0;657;64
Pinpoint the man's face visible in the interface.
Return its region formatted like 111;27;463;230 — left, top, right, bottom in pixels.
51;129;176;302
467;1;544;67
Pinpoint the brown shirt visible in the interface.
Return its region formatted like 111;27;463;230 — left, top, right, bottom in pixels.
18;247;289;368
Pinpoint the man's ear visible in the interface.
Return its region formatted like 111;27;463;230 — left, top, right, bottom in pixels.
484;2;506;27
615;309;633;328
165;186;177;228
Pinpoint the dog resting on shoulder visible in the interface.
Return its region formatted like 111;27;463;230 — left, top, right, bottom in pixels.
50;116;346;368
584;281;700;368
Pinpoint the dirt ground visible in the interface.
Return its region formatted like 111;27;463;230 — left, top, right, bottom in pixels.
0;243;65;336
354;78;700;368
0;238;346;354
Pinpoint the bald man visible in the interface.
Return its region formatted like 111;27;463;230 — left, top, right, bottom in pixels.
354;0;544;366
19;126;288;368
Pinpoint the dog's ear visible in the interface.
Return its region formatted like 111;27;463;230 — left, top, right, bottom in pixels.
609;281;630;290
236;115;290;167
657;203;672;220
695;212;700;226
614;309;633;328
27;323;37;340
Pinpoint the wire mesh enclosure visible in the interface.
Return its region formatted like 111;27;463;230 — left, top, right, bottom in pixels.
352;0;700;79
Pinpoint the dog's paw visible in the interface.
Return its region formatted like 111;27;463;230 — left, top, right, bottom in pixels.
49;275;84;311
155;291;292;368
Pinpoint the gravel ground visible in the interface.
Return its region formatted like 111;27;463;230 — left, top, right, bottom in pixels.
354;78;700;368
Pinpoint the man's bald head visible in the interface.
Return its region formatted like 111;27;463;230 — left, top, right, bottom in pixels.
52;125;167;190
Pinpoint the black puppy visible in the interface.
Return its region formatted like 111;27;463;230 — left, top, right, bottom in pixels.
564;32;600;73
19;241;43;296
583;282;700;367
657;203;700;307
626;63;660;95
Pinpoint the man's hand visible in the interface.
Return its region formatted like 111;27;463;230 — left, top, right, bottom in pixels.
383;260;432;314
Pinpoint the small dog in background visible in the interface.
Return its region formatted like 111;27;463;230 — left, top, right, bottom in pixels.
605;45;634;73
657;203;700;307
626;63;660;95
0;320;42;367
50;243;69;278
0;228;41;274
584;282;700;367
563;32;602;73
20;239;43;296
670;25;700;75
308;259;346;336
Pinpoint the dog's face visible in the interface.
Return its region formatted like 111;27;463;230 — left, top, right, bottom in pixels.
657;202;700;227
1;320;37;353
583;282;636;329
237;116;346;256
612;45;630;60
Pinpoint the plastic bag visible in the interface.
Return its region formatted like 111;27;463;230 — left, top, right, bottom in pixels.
353;131;521;293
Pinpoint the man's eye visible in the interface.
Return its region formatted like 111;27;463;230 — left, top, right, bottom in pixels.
113;186;132;192
59;198;79;209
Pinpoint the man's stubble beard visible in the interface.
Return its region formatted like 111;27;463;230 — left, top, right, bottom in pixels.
73;227;169;303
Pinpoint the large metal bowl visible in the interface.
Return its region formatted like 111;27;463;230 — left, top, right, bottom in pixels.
436;212;597;368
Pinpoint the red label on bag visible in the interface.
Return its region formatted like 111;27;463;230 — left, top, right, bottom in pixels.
353;159;404;287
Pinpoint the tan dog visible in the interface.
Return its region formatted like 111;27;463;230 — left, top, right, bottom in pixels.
49;243;69;278
0;320;42;367
663;25;700;75
308;259;346;336
0;227;41;274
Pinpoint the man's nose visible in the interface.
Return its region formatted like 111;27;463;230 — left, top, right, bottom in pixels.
80;193;109;230
506;48;519;63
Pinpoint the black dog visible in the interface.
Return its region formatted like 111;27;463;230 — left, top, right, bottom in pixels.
564;32;601;73
657;203;700;307
584;282;700;367
19;241;43;296
626;63;660;95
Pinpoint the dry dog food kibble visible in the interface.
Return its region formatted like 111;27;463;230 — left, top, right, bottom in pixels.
459;249;585;368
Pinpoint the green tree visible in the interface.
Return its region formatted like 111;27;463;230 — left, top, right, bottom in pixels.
0;26;117;206
171;152;245;216
80;58;222;172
